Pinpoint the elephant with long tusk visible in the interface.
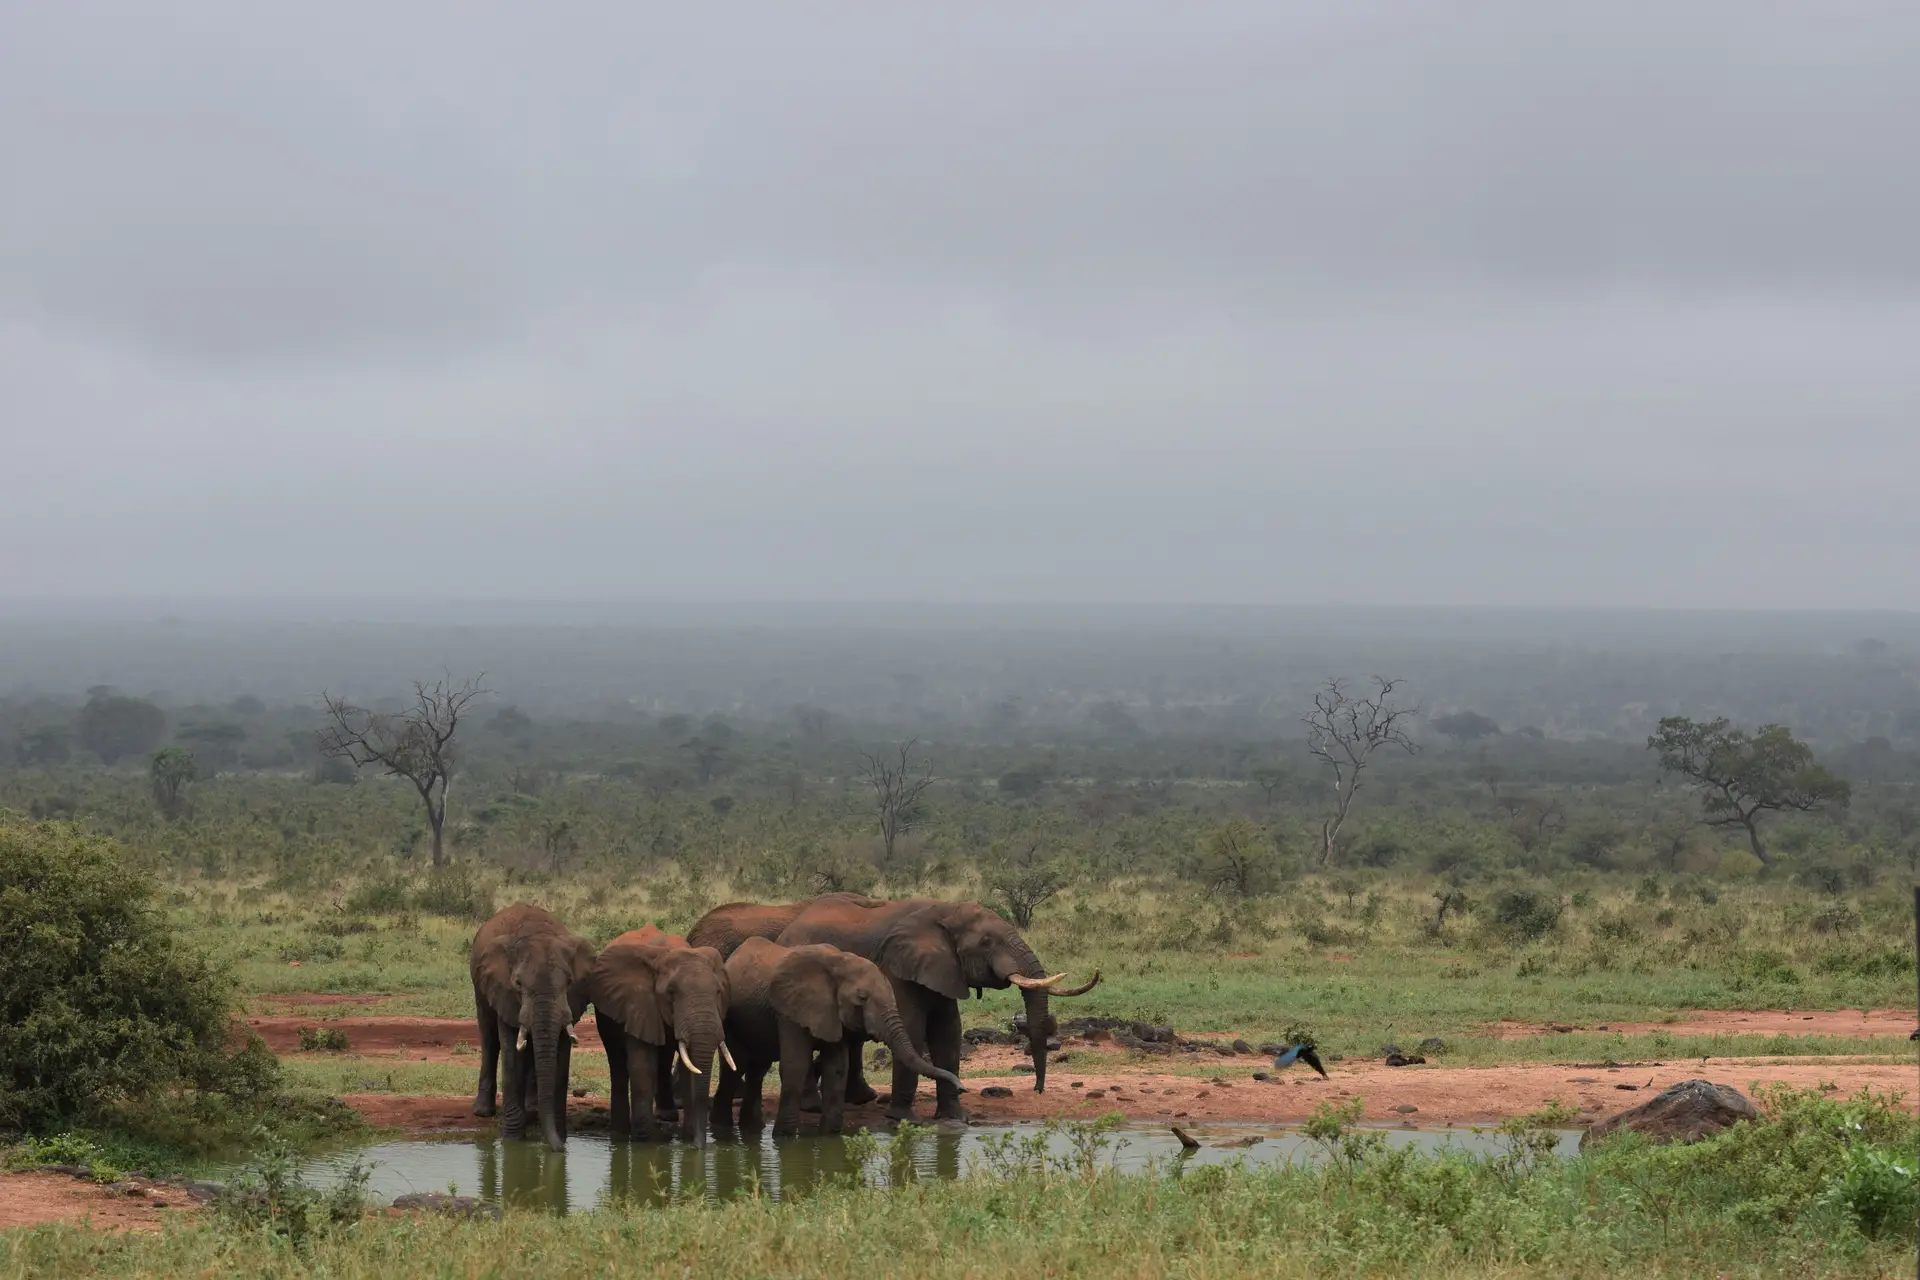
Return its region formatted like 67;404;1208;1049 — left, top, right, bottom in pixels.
777;897;1100;1123
470;903;596;1152
588;925;731;1145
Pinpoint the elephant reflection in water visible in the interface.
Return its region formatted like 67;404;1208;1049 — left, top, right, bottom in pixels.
478;1136;571;1213
604;1139;751;1208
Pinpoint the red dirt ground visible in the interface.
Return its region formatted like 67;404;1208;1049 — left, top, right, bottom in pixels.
1492;1009;1920;1040
0;1172;197;1233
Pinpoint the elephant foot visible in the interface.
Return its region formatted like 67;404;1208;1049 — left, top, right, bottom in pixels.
798;1098;823;1114
884;1103;917;1123
845;1081;879;1106
473;1100;496;1118
933;1101;970;1124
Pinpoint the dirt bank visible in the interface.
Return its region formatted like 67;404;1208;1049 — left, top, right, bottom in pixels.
0;1172;198;1234
1493;1008;1920;1040
243;1015;599;1059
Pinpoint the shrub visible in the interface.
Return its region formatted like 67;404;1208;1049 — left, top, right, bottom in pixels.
298;1027;351;1053
214;1133;370;1248
412;862;495;922
0;818;266;1134
344;874;411;914
1484;889;1562;943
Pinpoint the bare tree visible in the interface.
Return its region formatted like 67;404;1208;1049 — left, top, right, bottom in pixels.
318;672;487;867
1303;676;1419;868
861;738;935;866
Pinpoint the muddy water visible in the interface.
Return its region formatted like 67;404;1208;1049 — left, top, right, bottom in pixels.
302;1124;1583;1215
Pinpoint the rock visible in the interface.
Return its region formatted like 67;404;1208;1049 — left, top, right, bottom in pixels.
1086;1090;1106;1099
1045;1037;1062;1052
963;1027;1009;1047
1084;1029;1112;1044
390;1192;502;1220
1393;1105;1418;1114
1383;1053;1426;1067
1378;1044;1401;1057
1250;1072;1271;1082
1256;1043;1285;1056
1568;1076;1599;1084
1418;1038;1447;1055
184;1181;226;1204
1582;1079;1761;1149
41;1164;91;1179
1211;1045;1235;1057
1131;1022;1175;1044
1070;1081;1084;1088
571;1088;587;1098
1231;1039;1253;1055
980;1086;1014;1099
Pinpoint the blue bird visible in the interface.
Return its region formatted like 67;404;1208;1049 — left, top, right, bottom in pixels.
1272;1042;1329;1078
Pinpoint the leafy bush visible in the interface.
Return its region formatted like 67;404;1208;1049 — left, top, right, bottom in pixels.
215;1133;370;1247
412;862;494;921
297;1027;351;1053
1484;889;1562;943
344;874;410;914
0;818;270;1133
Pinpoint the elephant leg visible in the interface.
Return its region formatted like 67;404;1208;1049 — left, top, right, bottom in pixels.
887;989;932;1122
928;998;966;1122
522;1041;541;1120
818;1040;851;1135
601;1012;631;1139
844;1033;878;1105
774;1018;813;1136
473;986;499;1117
627;1035;658;1140
499;1014;527;1139
656;1047;681;1123
799;1054;823;1113
712;1050;740;1128
739;1058;770;1130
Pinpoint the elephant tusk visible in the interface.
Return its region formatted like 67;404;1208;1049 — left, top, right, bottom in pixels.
1051;970;1102;998
1008;972;1067;990
719;1041;738;1072
567;1024;579;1045
676;1041;703;1075
516;1027;529;1051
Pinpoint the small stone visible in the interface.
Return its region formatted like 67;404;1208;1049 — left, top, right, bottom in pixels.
572;1088;587;1098
1251;1072;1270;1082
1070;1081;1084;1088
185;1181;225;1204
1231;1039;1253;1054
1086;1090;1106;1099
1174;1111;1189;1118
1393;1104;1418;1114
1418;1038;1447;1055
1195;1090;1210;1099
1045;1037;1062;1052
980;1086;1014;1099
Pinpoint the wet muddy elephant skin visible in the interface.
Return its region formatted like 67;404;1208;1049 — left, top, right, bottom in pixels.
776;897;1097;1122
713;938;967;1135
589;925;732;1145
686;893;887;960
470;903;596;1151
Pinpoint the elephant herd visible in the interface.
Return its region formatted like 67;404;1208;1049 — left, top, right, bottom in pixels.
468;892;1100;1151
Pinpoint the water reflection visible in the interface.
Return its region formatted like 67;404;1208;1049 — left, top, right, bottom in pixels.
302;1124;1581;1216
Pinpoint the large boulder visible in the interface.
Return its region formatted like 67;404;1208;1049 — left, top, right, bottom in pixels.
1581;1079;1760;1148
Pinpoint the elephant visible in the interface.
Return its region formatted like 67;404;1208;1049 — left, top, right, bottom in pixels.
686;892;887;959
470;902;596;1151
712;938;968;1134
588;925;732;1145
777;897;1098;1122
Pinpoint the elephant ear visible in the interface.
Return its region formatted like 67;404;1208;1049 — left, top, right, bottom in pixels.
473;936;520;1025
876;909;966;1001
770;949;844;1042
565;936;598;1023
590;942;668;1045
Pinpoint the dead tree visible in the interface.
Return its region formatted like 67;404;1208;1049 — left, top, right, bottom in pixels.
1304;676;1419;868
318;672;487;867
861;738;935;866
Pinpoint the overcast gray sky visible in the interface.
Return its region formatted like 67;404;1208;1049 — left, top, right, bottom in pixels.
3;2;1916;609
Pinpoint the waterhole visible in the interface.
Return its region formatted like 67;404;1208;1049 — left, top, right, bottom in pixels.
299;1124;1582;1215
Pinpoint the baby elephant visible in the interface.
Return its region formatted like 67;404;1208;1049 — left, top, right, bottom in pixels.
716;938;967;1135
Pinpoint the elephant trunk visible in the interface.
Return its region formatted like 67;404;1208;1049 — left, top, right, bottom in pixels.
875;1005;967;1094
677;1011;722;1146
533;999;565;1152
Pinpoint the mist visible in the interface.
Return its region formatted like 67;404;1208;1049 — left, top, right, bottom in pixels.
3;3;1918;608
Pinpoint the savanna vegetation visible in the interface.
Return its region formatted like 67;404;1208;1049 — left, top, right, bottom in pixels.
1;610;1916;1274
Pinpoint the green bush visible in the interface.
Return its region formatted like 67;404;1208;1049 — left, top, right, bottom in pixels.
412;862;495;921
0;817;272;1134
214;1133;370;1248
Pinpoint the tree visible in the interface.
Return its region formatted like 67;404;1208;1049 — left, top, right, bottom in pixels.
16;725;71;768
76;690;165;765
861;738;935;866
149;746;197;820
176;722;247;772
1432;711;1501;745
318;673;487;867
1198;818;1282;898
1304;676;1419;868
1647;716;1852;866
984;835;1074;927
1248;765;1289;806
